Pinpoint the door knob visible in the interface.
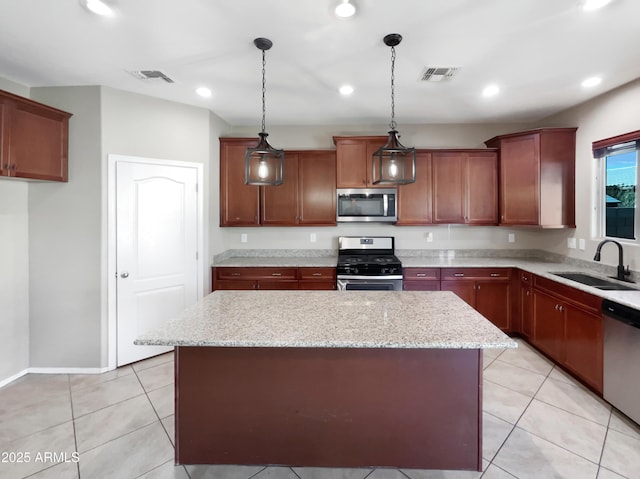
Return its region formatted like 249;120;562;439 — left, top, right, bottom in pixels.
120;272;129;278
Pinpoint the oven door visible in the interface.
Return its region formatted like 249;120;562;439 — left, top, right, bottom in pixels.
337;277;403;291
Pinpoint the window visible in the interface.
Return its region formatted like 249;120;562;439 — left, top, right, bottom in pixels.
594;131;640;240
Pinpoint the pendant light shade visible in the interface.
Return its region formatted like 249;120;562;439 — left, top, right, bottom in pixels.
372;34;416;185
245;38;284;186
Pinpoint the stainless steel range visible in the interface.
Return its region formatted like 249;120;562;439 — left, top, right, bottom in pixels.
336;236;403;291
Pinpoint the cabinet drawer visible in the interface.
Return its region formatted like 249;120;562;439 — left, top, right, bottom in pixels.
299;267;336;281
215;267;298;281
533;275;601;313
403;268;440;281
441;268;511;280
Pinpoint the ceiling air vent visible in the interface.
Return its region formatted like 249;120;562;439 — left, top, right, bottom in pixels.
419;67;460;82
129;70;175;83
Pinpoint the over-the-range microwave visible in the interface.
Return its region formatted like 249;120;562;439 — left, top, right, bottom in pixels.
336;188;397;223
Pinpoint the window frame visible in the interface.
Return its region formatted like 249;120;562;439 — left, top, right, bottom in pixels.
593;130;640;242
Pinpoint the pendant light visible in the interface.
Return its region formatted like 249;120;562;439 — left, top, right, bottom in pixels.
372;33;416;185
245;37;284;186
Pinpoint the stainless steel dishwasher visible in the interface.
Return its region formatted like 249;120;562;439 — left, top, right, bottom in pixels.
602;299;640;424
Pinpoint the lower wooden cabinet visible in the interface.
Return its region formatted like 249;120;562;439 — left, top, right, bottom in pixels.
531;275;603;393
403;268;440;291
440;268;511;331
212;267;336;291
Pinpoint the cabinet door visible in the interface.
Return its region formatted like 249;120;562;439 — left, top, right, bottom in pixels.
8;98;71;181
432;152;465;224
476;281;510;331
441;281;476;308
532;289;564;361
521;285;533;338
220;139;260;226
499;134;540;225
214;280;256;290
298;151;336;225
403;280;440;291
261;152;299;225
0;96;8;176
397;152;432;225
336;139;367;188
564;305;603;392
466;152;498;225
364;137;388;188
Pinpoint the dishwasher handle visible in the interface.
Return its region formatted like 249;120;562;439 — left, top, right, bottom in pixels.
602;299;640;329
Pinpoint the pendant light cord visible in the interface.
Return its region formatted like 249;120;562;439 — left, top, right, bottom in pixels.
389;45;397;130
261;49;267;134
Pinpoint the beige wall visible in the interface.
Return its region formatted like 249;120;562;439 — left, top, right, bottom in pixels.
534;78;640;272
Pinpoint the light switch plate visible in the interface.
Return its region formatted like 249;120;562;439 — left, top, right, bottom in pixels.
567;238;577;249
241;233;247;243
310;233;317;243
426;232;433;242
508;233;515;243
579;238;586;250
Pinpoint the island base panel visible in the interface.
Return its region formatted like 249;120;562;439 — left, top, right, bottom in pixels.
175;346;482;470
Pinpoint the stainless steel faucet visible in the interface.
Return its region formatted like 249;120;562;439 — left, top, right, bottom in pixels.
593;239;632;282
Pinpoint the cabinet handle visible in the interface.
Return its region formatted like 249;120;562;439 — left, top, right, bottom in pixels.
490;273;501;277
559;305;564;312
416;273;427;277
312;272;323;276
231;272;241;276
525;290;530;296
271;272;282;276
11;164;16;171
477;284;481;290
522;275;528;281
454;273;465;277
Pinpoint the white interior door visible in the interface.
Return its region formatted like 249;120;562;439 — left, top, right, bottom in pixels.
116;161;199;366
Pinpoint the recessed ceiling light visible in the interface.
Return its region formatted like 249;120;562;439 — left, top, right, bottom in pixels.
84;0;113;16
582;76;602;87
196;87;212;98
339;85;354;96
482;84;500;97
582;0;612;11
335;0;356;18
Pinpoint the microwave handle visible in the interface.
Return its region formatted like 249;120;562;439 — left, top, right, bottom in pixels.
383;194;388;217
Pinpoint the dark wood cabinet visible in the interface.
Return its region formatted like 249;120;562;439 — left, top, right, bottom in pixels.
397;152;432;225
213;267;337;291
212;267;299;290
397;149;497;226
519;270;533;338
485;128;576;227
220;139;336;227
532;275;603;392
333;136;387;188
403;268;440;291
296;151;337;225
440;268;511;331
220;138;261;226
0;89;72;182
298;267;336;290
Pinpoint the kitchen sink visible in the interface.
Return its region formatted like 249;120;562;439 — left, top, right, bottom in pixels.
552;272;637;290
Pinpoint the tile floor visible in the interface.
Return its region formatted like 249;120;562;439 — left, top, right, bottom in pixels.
1;339;639;479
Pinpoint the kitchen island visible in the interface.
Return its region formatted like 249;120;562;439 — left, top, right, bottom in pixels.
135;290;516;471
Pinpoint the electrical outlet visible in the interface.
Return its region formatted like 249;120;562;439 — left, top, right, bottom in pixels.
310;233;317;243
567;238;577;249
426;232;433;242
579;238;586;250
508;233;515;243
241;233;247;243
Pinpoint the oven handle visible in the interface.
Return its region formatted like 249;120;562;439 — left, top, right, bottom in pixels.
337;274;403;280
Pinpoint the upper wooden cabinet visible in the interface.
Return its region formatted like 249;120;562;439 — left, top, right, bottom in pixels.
333;136;387;188
397;151;432;225
0;89;72;182
220;138;261;226
485;128;577;228
219;138;336;227
397;149;498;226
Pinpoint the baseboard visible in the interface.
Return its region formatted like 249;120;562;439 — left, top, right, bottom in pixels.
0;369;29;389
28;366;112;375
0;366;114;388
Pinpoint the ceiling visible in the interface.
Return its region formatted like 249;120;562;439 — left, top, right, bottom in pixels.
1;0;639;126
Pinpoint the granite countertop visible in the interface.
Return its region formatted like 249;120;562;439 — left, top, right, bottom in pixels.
135;290;517;350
